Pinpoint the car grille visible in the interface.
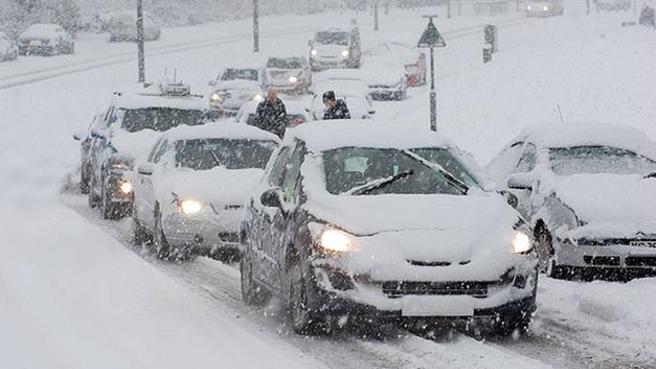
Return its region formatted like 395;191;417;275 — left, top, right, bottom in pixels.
625;256;656;267
218;232;240;243
382;281;489;299
577;237;656;246
583;255;620;266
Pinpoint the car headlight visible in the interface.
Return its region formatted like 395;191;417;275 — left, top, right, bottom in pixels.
543;5;549;10
210;92;224;102
341;49;349;57
511;230;533;254
119;181;133;194
527;5;532;10
180;199;202;215
319;229;359;253
253;93;263;102
288;75;298;83
311;49;318;56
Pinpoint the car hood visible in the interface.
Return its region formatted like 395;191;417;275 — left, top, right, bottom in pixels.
213;80;261;92
553;174;656;234
266;68;303;81
110;129;162;161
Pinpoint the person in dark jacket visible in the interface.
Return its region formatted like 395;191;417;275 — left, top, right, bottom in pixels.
322;90;351;120
253;88;287;138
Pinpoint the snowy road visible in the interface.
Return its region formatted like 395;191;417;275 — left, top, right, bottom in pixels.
1;2;656;369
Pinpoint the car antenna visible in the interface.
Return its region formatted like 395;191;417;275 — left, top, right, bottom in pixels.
556;103;565;123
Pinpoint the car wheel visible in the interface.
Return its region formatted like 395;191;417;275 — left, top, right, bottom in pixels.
80;167;90;194
131;203;152;246
492;309;532;337
536;226;572;279
101;181;118;220
289;262;323;335
88;175;100;208
153;207;171;260
240;251;270;306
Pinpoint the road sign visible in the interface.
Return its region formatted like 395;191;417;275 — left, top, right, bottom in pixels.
417;18;446;48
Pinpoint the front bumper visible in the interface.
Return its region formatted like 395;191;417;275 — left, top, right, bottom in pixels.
162;208;244;254
556;237;656;271
19;44;54;55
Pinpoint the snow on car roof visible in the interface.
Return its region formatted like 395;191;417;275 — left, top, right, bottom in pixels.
163;123;280;143
284;120;452;152
519;122;656;157
113;93;207;111
21;24;62;37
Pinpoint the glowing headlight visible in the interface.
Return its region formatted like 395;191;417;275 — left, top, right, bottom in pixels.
319;229;359;253
253;93;264;102
512;231;533;254
119;181;133;194
341;49;349;57
543;5;549;10
288;75;298;83
180;199;202;215
210;92;224;102
311;49;318;56
527;5;532;10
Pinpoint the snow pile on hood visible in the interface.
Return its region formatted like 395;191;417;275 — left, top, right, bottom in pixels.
110;129;163;161
213;80;262;91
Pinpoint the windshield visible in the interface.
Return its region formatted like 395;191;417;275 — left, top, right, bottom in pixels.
314;31;349;46
266;58;304;69
175;139;275;170
221;68;259;81
549;146;656;175
119;108;205;133
322;147;470;195
409;148;481;188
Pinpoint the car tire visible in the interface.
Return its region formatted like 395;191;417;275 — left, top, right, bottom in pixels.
492;309;532;337
80;168;90;194
153;206;171;260
101;180;118;220
289;262;323;335
88;175;100;208
131;203;152;246
536;225;572;279
240;251;271;306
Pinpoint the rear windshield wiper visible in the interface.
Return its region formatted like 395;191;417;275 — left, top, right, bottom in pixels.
344;169;415;196
402;149;469;195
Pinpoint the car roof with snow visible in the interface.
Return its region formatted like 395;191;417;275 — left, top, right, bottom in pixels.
162;123;280;143
517;122;656;157
112;83;207;110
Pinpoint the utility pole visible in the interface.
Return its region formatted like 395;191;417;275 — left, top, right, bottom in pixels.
253;0;260;52
136;0;145;83
374;0;379;31
447;0;452;18
417;15;446;132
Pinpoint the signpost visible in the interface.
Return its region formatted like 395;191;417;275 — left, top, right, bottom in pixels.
136;0;145;83
417;16;446;132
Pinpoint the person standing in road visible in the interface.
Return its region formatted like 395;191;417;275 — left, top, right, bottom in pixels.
253;88;287;138
322;90;351;120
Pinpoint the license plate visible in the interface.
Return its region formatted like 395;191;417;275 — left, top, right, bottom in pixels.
401;295;474;317
630;240;656;248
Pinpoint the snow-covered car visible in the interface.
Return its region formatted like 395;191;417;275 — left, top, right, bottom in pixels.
236;100;312;127
208;66;265;116
487;123;656;279
18;24;74;56
365;42;426;87
132;124;279;261
240;121;537;335
526;0;564;16
107;11;161;42
84;82;209;219
263;56;312;94
309;77;375;120
361;58;407;101
308;26;361;71
0;32;18;61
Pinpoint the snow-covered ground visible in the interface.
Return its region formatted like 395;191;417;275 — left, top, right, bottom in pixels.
1;1;655;368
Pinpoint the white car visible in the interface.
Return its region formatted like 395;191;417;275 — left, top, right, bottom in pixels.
263;56;312;94
310;77;375;120
132;124;279;261
487;123;656;279
365;42;427;87
361;58;408;101
208;66;265;115
526;0;564;16
308;26;361;71
0;32;18;61
107;11;161;42
241;120;537;335
18;24;74;56
236;100;312;128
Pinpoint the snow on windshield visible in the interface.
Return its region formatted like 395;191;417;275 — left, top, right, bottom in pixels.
221;68;259;81
175;139;275;170
120;108;205;132
549;146;656;176
314;31;349;45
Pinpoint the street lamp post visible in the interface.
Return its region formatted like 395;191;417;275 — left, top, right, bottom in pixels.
136;0;145;83
253;0;260;52
417;16;446;132
374;0;379;31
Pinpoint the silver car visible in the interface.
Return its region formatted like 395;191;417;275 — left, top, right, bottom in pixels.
263;56;312;94
487;123;656;279
208;66;264;116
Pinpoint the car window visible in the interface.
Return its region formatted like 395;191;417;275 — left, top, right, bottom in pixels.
269;147;291;187
516;143;537;173
281;142;305;203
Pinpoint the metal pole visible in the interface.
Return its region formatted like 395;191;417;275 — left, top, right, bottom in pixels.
136;0;145;83
447;0;452;18
253;0;260;52
374;1;379;31
429;47;437;131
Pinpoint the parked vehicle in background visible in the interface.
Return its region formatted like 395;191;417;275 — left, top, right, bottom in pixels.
309;73;375;120
240;121;537;335
0;32;18;61
308;26;361;71
82;81;208;220
209;66;265;116
263;56;312;94
132;124;279;261
361;58;408;101
526;0;564;16
107;11;161;42
487;123;656;279
18;24;74;56
364;42;426;87
237;100;312;127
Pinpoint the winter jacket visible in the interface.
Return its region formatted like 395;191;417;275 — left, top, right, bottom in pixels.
253;98;287;138
323;99;351;120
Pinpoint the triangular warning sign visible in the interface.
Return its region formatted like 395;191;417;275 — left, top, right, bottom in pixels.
417;19;446;48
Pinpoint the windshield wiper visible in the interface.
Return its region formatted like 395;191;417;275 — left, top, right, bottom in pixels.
402;149;469;195
344;169;415;196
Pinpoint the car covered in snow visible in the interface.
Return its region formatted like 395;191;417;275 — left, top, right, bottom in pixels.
361;58;408;101
236;99;312;128
263;56;312;94
309;74;375;120
240;120;538;335
364;42;426;87
208;66;265;116
308;26;361;71
107;11;161;42
18;23;74;56
487;123;656;279
84;82;209;219
525;0;564;16
132;124;279;261
0;32;18;61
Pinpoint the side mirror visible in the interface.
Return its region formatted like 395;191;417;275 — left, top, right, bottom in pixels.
500;190;519;209
72;133;82;141
304;107;311;113
137;163;155;176
208;79;216;87
368;110;376;115
507;173;534;190
260;188;282;208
